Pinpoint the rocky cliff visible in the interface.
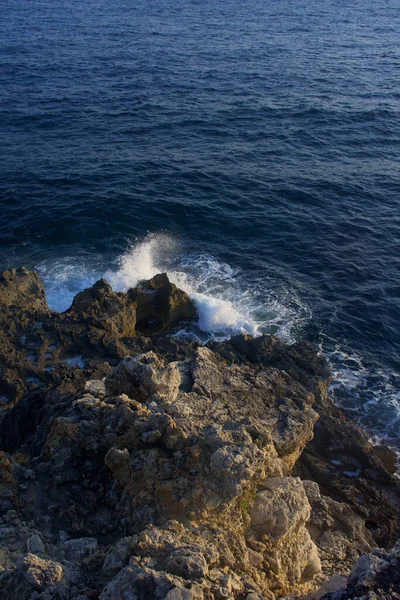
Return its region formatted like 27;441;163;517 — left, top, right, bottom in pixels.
0;268;399;600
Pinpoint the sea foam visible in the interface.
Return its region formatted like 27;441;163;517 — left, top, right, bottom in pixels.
38;232;301;341
105;233;260;338
37;232;400;447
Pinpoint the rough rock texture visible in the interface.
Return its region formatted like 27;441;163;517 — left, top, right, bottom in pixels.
0;268;197;405
314;540;400;599
0;269;399;600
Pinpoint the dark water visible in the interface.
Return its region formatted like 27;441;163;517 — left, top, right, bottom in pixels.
1;0;400;443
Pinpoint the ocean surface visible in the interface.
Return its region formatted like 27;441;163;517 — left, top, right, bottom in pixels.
1;0;400;446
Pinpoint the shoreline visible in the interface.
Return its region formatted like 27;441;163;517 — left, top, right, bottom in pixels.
0;267;399;599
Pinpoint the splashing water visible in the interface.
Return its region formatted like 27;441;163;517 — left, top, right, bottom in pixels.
37;232;400;448
106;233;275;338
38;233;305;340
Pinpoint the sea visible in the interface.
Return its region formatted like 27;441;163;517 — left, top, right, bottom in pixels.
1;0;400;448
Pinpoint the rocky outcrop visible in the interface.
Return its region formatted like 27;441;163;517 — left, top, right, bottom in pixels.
308;540;400;599
0;268;197;404
0;269;399;599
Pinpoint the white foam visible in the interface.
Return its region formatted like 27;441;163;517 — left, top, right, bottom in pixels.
326;344;400;443
38;233;302;341
35;232;400;454
104;233;262;338
191;292;257;335
105;233;177;291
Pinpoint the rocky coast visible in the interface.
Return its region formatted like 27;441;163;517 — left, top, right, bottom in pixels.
0;267;399;600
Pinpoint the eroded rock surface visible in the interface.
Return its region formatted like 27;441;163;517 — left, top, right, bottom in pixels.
0;268;196;405
0;269;399;600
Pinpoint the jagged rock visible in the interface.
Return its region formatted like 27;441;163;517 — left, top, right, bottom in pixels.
0;269;197;404
249;477;321;587
132;273;197;334
312;575;347;599
105;351;181;401
99;559;178;600
0;268;49;314
165;588;204;600
0;552;64;599
67;278;138;337
302;479;373;579
250;477;312;541
17;553;63;589
167;547;209;580
0;271;399;600
103;537;134;571
84;378;106;398
319;540;400;599
61;537;98;562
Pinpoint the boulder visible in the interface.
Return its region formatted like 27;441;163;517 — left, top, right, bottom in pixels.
67;278;137;337
0;268;49;314
319;540;400;599
61;537;98;562
132;273;197;334
105;351;181;401
250;477;311;541
17;553;62;589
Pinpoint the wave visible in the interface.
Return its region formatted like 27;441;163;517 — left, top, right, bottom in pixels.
38;233;307;342
37;233;400;449
326;345;400;445
105;233;307;341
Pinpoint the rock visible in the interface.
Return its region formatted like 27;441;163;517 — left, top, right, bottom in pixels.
0;268;49;314
85;378;106;398
132;273;197;334
61;537;98;562
0;270;196;405
26;533;46;555
103;537;134;571
248;549;264;566
312;575;347;599
105;351;181;401
0;270;399;600
167;548;209;580
67;278;137;337
16;553;63;589
249;477;321;587
99;561;174;600
250;477;311;541
318;540;400;599
165;587;203;600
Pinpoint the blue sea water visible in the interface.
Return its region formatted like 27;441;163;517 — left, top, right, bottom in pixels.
1;0;400;444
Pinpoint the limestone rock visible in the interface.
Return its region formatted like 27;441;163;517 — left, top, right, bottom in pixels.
132;272;197;334
27;533;46;555
105;351;181;401
0;268;49;314
319;540;400;599
250;477;311;541
0;269;196;404
249;477;321;588
165;588;204;600
67;278;137;337
103;537;134;571
17;553;63;589
0;270;399;600
61;537;98;562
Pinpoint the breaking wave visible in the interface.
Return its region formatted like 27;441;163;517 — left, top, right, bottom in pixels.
37;233;400;448
39;233;308;341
